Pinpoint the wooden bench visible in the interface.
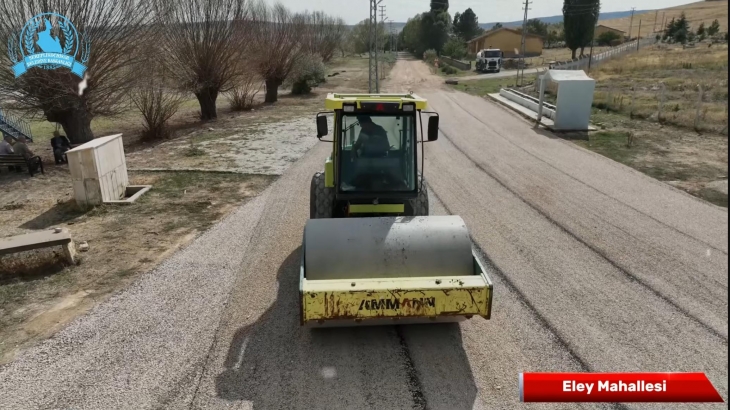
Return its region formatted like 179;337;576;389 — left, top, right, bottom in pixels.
0;154;44;177
0;228;76;264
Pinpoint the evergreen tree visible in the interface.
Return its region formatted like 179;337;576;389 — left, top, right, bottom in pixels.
453;8;483;41
563;0;600;59
421;0;451;54
708;19;721;36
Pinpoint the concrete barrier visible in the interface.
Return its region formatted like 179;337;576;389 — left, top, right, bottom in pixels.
499;89;556;120
440;56;471;71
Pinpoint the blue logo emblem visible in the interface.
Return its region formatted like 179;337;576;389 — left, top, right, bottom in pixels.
7;13;90;78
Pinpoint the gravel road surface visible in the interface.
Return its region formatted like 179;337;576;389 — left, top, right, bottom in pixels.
0;58;726;410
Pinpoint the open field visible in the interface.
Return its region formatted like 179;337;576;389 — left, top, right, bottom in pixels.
578;110;728;207
591;43;729;134
0;55;378;362
600;0;729;35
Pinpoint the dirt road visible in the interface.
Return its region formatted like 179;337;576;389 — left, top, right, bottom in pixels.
0;59;727;409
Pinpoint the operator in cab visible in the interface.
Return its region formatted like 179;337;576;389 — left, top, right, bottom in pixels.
352;115;390;159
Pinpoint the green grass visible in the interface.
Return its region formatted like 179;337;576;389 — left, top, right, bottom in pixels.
698;188;729;208
574;131;637;164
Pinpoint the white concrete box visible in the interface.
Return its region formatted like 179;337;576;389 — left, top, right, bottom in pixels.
67;134;129;207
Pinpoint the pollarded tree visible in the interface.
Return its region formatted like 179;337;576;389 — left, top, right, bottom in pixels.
0;0;153;144
299;11;347;63
563;0;600;59
250;1;305;103
154;0;250;121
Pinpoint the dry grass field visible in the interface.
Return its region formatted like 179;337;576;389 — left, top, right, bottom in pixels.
600;0;729;36
591;43;729;133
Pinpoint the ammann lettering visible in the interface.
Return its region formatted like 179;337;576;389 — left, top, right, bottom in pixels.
358;297;436;311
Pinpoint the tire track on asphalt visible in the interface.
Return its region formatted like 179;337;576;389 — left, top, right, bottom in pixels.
438;92;728;257
396;327;429;410
435;126;727;344
428;186;629;410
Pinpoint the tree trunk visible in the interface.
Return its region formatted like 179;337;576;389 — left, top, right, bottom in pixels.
195;87;219;121
580;47;586;58
46;107;94;145
571;48;577;59
264;79;282;103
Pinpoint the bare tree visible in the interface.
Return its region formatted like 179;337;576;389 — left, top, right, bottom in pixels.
227;70;261;111
0;0;153;144
299;11;347;63
154;0;250;120
131;61;185;140
250;1;305;103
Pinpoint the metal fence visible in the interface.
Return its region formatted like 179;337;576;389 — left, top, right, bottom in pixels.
551;37;657;71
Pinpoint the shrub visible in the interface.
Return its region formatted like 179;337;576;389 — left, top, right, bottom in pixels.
286;53;326;95
442;38;467;60
597;31;622;46
228;72;262;111
131;77;184;141
440;65;458;75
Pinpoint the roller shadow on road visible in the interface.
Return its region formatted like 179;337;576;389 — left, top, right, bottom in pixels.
215;247;478;409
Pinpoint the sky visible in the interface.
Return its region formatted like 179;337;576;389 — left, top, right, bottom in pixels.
268;0;701;24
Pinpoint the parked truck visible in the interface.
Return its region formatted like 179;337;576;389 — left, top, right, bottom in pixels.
476;49;504;73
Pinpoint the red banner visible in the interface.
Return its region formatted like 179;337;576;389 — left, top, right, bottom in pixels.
520;373;724;403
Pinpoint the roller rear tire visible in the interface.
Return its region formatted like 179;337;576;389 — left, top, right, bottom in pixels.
310;172;335;219
408;175;430;216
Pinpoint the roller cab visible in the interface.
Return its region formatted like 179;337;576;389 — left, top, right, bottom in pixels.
300;216;494;327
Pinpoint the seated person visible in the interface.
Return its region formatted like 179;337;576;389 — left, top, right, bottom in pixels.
0;135;20;172
51;131;72;164
12;136;41;173
0;135;13;155
352;115;390;159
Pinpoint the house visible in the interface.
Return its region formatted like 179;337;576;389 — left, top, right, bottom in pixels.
467;28;544;57
594;25;626;42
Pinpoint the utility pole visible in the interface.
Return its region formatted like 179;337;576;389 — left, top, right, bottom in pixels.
628;7;636;39
653;10;659;32
368;0;382;93
389;20;394;53
588;20;598;71
379;4;387;53
379;5;387;81
517;0;532;87
637;20;642;50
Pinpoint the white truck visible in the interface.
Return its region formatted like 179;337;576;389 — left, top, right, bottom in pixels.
476;49;504;73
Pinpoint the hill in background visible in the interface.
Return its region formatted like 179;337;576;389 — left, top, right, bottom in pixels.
350;1;728;35
479;10;652;30
600;0;728;35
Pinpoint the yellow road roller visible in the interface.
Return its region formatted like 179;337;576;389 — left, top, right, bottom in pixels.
301;93;493;327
